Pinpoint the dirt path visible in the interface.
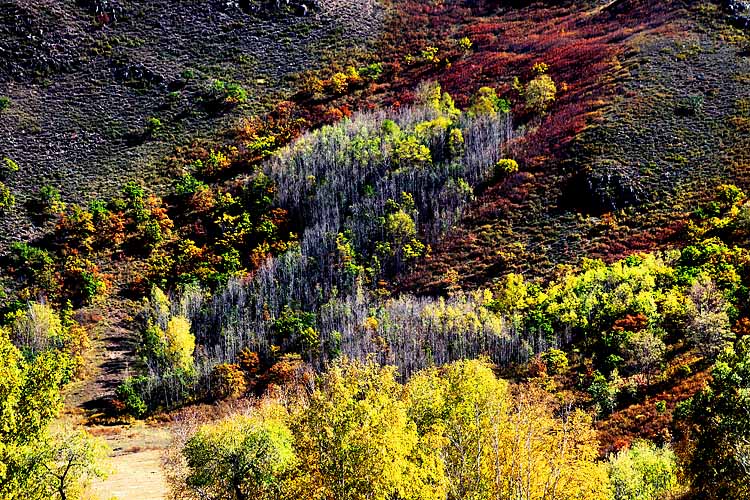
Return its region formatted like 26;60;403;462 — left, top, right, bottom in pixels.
87;423;172;500
64;299;172;500
66;303;137;411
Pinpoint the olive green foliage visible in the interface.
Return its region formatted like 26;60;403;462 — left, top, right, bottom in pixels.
0;181;15;211
716;183;744;205
7;243;58;298
608;441;680;500
588;370;619;415
115;376;149;418
212;80;248;104
273;305;318;352
174;173;207;196
541;348;569;374
4;237;107;306
685;336;750;499
624;328;665;384
380;193;426;265
0;96;10;112
359;62;384;80
145;116;162;135
147;166;291;287
36;185;66;215
3;157;19;173
182;405;296;500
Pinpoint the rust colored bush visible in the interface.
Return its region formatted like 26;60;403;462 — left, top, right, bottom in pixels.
211;363;247;400
238;348;261;376
613;313;649;333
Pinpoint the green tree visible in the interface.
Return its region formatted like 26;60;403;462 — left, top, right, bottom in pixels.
686;336;750;499
273;305;318;352
469;87;509;116
541;348;569;374
589;370;619;415
182;406;295;500
3;157;19;173
608;440;680;500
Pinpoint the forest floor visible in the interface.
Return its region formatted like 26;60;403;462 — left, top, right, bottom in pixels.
65;303;137;413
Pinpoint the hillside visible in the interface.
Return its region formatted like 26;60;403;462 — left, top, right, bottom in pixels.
402;0;750;292
1;0;750;499
0;0;382;242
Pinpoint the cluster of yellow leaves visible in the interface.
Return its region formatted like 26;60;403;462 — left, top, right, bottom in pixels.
142;287;196;375
174;359;611;500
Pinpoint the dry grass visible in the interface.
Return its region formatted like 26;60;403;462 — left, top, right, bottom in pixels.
91;448;168;500
88;422;172;500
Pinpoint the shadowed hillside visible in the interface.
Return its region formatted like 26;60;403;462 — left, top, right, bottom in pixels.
0;0;383;243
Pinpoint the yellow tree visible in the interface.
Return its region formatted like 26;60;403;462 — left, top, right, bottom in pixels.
406;360;610;500
0;330;91;500
28;428;109;500
164;316;195;374
492;386;611;500
409;359;511;500
9;302;65;357
290;358;444;500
